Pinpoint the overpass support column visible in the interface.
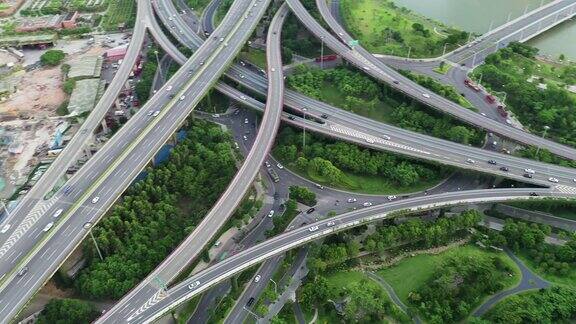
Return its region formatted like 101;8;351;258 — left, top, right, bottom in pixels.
100;119;109;134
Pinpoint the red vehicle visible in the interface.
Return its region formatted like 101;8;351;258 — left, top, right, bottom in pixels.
497;105;508;117
486;94;496;104
315;54;338;62
464;79;481;92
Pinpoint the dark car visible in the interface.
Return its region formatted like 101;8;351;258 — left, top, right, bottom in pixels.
247;297;255;307
530;192;539;196
488;160;497;165
306;207;315;214
499;166;509;172
523;173;533;178
321;113;328;119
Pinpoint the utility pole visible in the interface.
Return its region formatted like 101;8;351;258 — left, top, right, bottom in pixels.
407;46;412;59
442;43;448;56
89;229;104;261
535;125;550;157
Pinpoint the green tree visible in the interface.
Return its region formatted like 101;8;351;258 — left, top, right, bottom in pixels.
37;299;99;324
41;50;66;66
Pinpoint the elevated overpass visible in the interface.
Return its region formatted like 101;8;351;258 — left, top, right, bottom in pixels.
116;188;576;323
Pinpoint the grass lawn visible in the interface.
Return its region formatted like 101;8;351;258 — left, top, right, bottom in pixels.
378;245;522;304
302;166;445;195
184;0;212;15
319;81;395;123
340;0;461;58
239;48;267;69
433;63;452;75
517;252;576;287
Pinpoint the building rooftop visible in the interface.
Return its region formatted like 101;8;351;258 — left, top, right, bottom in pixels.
66;79;102;115
67;55;103;79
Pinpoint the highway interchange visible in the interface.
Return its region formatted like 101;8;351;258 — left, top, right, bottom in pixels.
0;0;576;322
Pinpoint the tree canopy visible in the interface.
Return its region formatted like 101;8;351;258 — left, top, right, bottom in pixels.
40;50;66;66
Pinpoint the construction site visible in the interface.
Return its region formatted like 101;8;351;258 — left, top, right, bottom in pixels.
0;34;132;200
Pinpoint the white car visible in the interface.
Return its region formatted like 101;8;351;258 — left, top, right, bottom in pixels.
153;111;160;117
188;280;201;290
381;135;391;140
244;118;249;124
347;198;357;203
147;111;154;116
524;168;535;174
422;93;431;98
43;222;54;232
363;202;372;207
308;226;319;232
387;195;397;201
52;209;63;218
240;95;247;100
264;161;271;168
466;158;475;164
254;275;261;283
326;221;335;227
166;85;173;91
1;224;11;233
243;135;248;141
268;210;275;218
548;177;559;183
363;66;370;71
91;196;100;204
277;163;284;169
179;95;186;101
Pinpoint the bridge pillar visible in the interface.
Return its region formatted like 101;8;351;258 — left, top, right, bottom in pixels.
100;119;109;134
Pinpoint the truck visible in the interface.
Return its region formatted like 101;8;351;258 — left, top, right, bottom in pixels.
486;94;496;104
464;79;481;92
266;167;280;183
497;105;508;117
315;54;338;63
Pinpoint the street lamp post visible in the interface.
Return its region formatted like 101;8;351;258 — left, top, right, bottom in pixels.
270;278;278;294
535;125;550;157
320;36;325;69
243;306;260;321
154;50;164;84
89;229;104;261
442;43;448;56
407;46;412;59
302;107;307;155
0;201;10;220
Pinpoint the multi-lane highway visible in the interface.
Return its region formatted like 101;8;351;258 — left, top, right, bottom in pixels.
154;0;576;189
1;0;576;321
287;0;576;161
0;0;273;320
120;187;575;322
96;1;284;322
0;2;147;277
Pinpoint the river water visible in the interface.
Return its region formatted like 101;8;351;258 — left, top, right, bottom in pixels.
393;0;576;59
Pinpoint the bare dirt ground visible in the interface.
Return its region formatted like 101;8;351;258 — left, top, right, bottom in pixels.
0;66;66;198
